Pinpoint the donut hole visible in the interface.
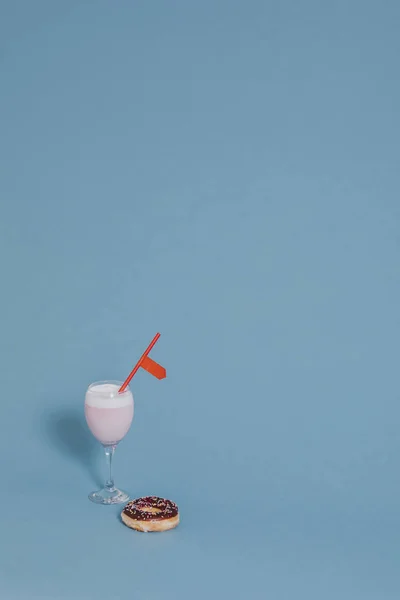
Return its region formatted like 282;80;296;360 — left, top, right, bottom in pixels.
143;506;162;514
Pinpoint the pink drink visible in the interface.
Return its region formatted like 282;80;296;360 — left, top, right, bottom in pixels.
85;383;134;445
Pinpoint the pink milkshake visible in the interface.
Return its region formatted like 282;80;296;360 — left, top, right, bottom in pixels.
85;382;134;445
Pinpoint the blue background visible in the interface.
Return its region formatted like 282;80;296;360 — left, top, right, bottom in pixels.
1;1;400;598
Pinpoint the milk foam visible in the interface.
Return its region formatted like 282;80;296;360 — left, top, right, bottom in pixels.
85;383;133;408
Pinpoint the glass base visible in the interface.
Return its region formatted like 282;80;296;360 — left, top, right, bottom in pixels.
88;487;129;505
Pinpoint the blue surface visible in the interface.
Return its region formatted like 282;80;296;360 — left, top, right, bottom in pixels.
1;1;400;598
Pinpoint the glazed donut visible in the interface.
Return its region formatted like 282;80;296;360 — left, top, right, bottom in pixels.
121;496;179;532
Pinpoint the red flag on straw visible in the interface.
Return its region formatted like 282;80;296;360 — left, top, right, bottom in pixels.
141;355;166;379
119;333;166;392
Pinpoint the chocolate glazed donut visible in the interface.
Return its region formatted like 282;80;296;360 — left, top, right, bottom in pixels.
121;496;179;532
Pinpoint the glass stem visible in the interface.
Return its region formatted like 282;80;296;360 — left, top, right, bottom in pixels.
104;445;116;492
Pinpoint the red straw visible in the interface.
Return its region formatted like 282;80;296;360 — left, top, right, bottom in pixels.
119;333;161;393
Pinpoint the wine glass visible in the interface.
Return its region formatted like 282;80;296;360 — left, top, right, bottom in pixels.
84;380;134;504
